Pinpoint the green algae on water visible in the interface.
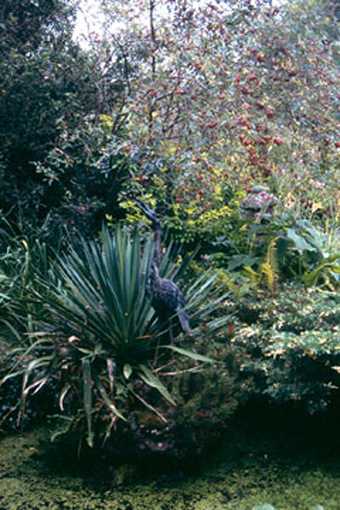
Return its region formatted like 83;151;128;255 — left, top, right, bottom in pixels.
1;427;340;510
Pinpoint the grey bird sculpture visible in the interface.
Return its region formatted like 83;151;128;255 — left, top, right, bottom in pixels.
134;198;191;340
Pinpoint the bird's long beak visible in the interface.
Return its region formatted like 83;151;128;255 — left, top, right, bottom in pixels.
132;197;158;223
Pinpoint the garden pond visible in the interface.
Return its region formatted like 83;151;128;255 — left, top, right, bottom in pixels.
1;408;340;510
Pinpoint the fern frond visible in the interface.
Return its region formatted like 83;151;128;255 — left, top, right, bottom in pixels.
261;238;279;294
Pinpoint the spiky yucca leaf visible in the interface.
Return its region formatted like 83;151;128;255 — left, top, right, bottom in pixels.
35;227;159;357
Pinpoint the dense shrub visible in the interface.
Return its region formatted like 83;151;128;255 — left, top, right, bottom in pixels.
0;0;130;239
229;285;340;413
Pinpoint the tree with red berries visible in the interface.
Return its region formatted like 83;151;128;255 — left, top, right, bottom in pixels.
97;0;339;225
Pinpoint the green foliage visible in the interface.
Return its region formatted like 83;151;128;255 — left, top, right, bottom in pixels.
0;0;129;238
0;0;338;472
253;506;276;510
0;219;59;346
100;0;338;228
33;120;132;240
0;0;74;51
169;337;247;432
235;237;280;295
172;366;238;428
1;227;232;446
270;217;340;288
287;220;340;288
210;212;339;295
230;285;340;413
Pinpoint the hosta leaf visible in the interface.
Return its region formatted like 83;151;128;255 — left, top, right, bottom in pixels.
287;228;316;254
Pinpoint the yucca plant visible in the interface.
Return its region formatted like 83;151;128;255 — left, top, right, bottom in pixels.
2;226;231;447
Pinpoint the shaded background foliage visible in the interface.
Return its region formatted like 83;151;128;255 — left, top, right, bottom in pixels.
0;0;130;240
0;0;338;241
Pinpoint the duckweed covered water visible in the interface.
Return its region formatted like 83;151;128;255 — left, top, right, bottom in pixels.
1;423;340;510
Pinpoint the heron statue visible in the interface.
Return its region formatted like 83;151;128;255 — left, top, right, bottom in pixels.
134;198;191;340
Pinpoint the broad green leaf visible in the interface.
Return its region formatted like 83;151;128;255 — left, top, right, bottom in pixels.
287;228;316;254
